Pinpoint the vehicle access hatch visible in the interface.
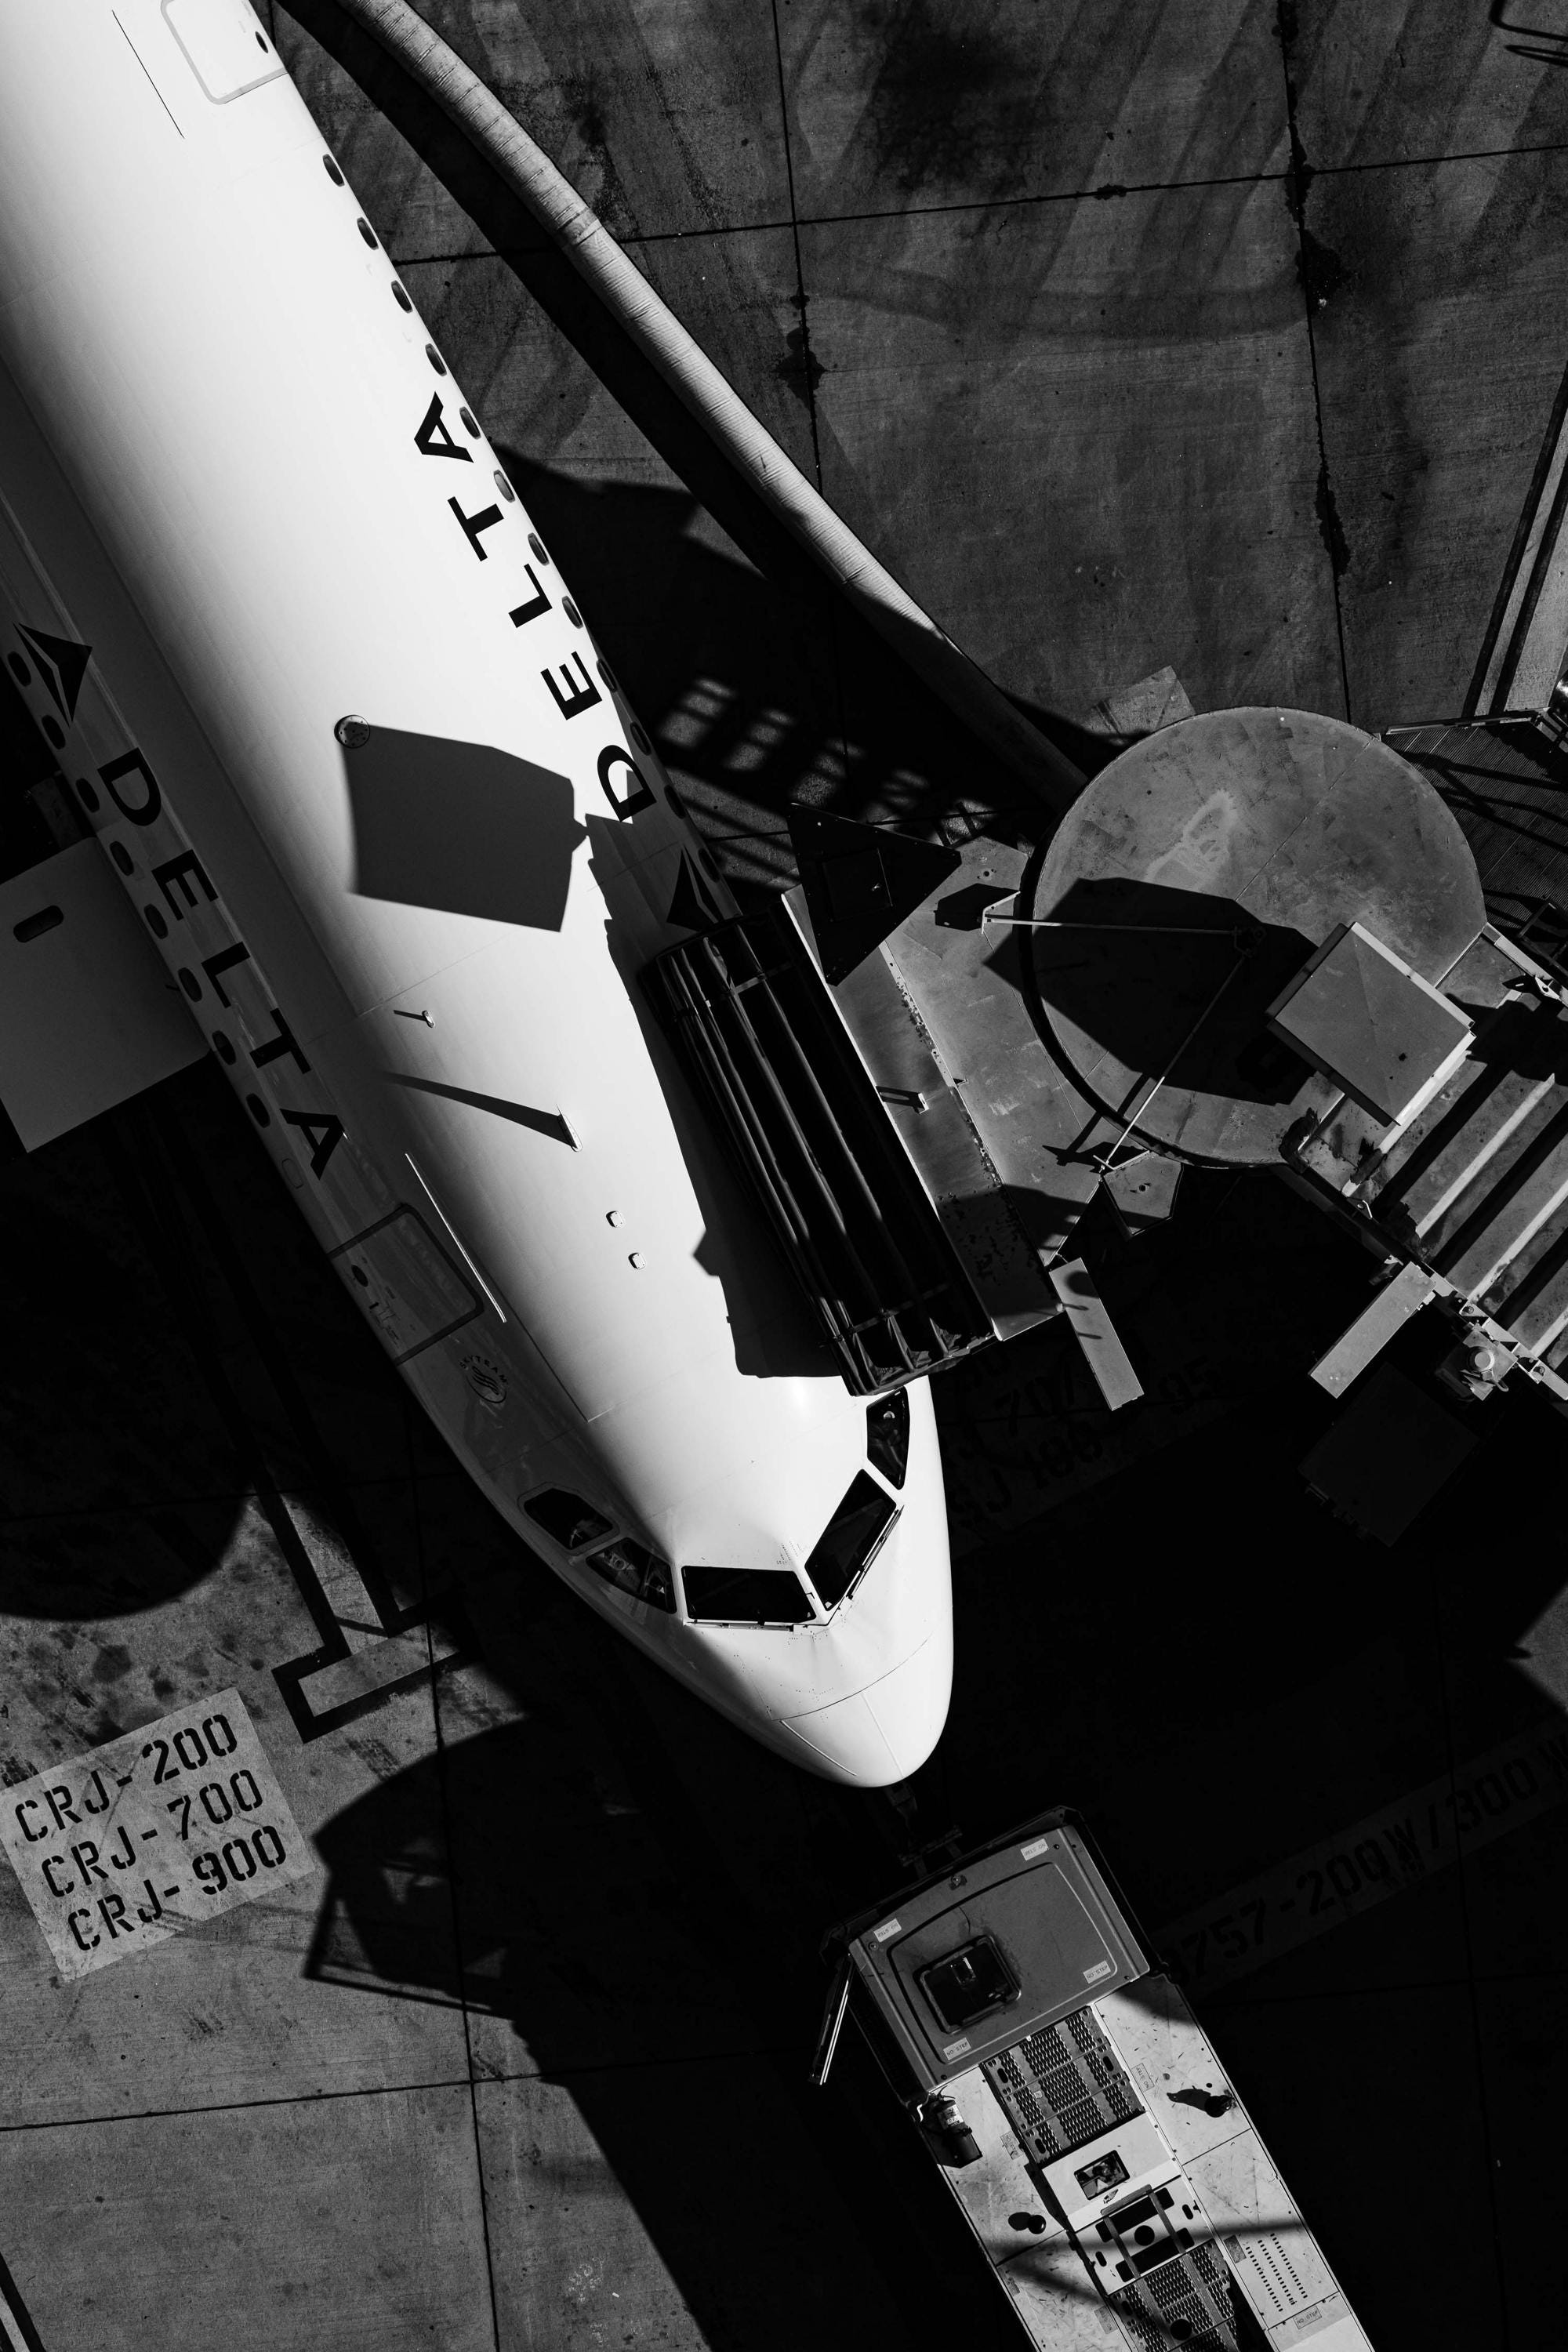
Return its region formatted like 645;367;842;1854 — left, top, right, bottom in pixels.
845;1817;1146;2091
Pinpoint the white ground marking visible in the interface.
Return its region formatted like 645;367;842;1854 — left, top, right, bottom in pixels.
1156;1715;1568;1995
0;1689;313;1979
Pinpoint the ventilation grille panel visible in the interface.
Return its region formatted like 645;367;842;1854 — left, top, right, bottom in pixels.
1232;2227;1313;2318
983;2005;1142;2160
1111;2239;1263;2352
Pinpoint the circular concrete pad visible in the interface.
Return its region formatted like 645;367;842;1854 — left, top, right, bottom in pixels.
1027;707;1486;1164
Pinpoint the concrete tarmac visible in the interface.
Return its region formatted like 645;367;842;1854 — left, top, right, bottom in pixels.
4;4;1568;2349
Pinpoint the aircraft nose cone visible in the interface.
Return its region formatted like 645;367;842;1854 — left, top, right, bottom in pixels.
779;1636;951;1787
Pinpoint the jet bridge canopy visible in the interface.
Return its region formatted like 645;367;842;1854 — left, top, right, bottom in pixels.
644;898;996;1393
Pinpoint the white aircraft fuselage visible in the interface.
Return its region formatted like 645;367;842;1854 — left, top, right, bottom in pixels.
0;0;952;1784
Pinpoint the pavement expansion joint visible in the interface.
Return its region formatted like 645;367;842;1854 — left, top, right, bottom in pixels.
389;142;1568;277
0;2072;485;2135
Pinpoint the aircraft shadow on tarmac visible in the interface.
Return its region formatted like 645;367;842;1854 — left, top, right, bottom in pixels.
298;1624;999;2352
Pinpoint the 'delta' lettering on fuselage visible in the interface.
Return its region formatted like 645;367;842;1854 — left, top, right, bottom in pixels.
89;740;344;1181
412;392;657;822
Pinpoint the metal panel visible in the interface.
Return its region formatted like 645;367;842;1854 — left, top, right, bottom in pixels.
643;902;993;1392
1299;1363;1476;1544
1269;920;1473;1125
1048;1261;1144;1410
1310;1261;1437;1395
0;840;205;1149
800;889;1062;1341
162;0;286;103
329;1207;482;1364
985;2009;1145;2163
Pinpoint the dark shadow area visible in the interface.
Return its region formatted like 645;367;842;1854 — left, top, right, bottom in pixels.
1394;717;1568;934
344;726;585;929
1024;877;1316;1105
1485;889;1568;982
0;1496;243;1628
0;666;62;888
935;878;1017;930
309;1715;754;2063
508;463;1066;866
0;1164;246;1577
788;808;960;985
383;1071;576;1149
938;1232;1568;1891
301;1628;1016;2352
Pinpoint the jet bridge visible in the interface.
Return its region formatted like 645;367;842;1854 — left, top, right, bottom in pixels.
644;804;1143;1404
652;692;1568;1443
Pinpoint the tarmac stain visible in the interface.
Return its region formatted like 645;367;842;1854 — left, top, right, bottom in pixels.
1316;456;1350;580
93;1644;133;1682
564;2260;604;2305
1169;2085;1235;2118
859;5;1039;198
776;325;824;410
1298;226;1348;312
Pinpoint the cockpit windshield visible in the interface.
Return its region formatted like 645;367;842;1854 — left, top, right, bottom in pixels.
866;1389;910;1486
524;1488;615;1549
681;1565;815;1625
806;1470;897;1607
587;1537;676;1613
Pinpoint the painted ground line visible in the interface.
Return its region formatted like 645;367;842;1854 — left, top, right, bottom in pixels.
1154;1715;1568;1995
0;2247;45;2352
0;1690;313;1980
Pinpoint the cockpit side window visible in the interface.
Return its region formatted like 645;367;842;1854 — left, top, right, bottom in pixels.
524;1488;615;1550
587;1538;676;1613
866;1388;910;1487
806;1470;897;1607
681;1564;815;1625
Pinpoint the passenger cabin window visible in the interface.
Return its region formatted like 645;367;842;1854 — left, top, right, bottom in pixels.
806;1472;897;1607
682;1565;814;1626
524;1489;614;1550
588;1539;675;1613
866;1388;910;1487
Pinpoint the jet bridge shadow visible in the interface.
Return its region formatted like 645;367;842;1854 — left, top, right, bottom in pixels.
502;459;1104;886
343;724;586;931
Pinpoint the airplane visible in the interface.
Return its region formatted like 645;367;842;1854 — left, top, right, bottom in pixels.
0;0;953;1787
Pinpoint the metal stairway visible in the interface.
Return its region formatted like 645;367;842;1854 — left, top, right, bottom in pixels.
1289;926;1568;1402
